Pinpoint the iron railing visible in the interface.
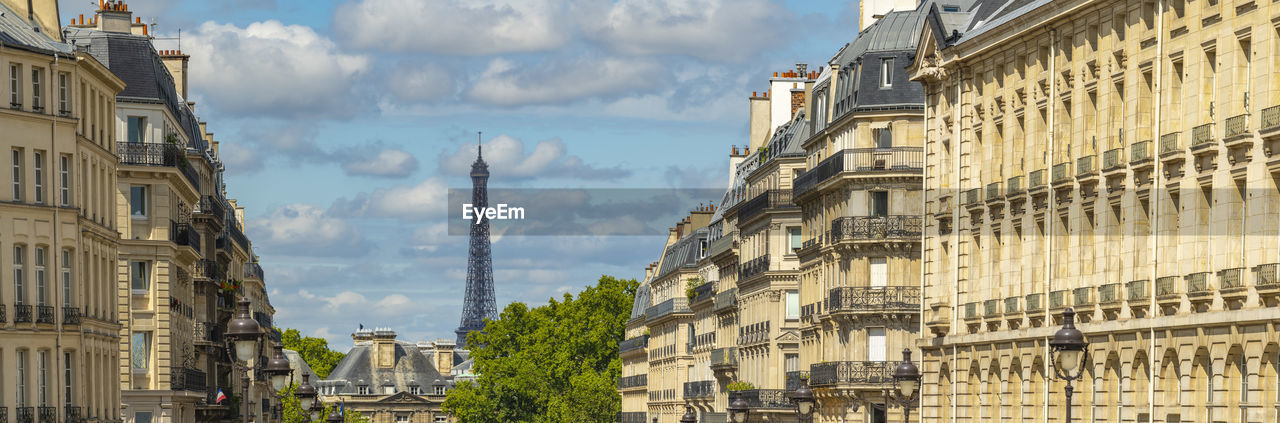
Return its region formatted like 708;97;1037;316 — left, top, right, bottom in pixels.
1225;114;1249;138
62;306;80;325
984;299;999;316
1103;147;1123;170
244;263;264;281
1029;169;1046;188
171;222;200;252
1261;105;1280;131
986;182;1002;200
1004;297;1020;314
17;407;33;423
195;322;222;344
36;305;55;324
1052;162;1072;182
172;367;207;392
1076;155;1096;176
738;321;770;345
618;374;647;389
739;255;770;280
1073;287;1093;306
793;151;845;197
963;188;980;205
1254;263;1280;286
1049;290;1067;309
1191;123;1215;146
794;148;924;197
691;282;714;304
1160;132;1181;154
829;216;922;241
619;412;647;423
711;347;739;369
738;190;796;222
197;195;226;221
826;286;920;313
1025;293;1043;311
1219;268;1244;290
228;223;249;252
1006;176;1024;195
683;380;716;399
195;259;223;281
14;304;31;323
1186;272;1211;295
738;389;795;409
714;288;738;312
1131;140;1152;162
64;406;82;423
1155;276;1180;298
1098;283;1120;304
809;361;895;387
964;302;977;319
645;298;691;322
785;371;810;392
1127;280;1148;301
37;407;55;423
116;142;199;192
0;407;7;423
0;304;5;323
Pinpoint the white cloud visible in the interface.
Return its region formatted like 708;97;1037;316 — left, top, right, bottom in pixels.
251;204;370;256
584;0;792;62
467;56;665;106
382;63;455;104
179;20;371;118
341;147;420;178
437;135;630;181
328;178;450;221
334;0;572;55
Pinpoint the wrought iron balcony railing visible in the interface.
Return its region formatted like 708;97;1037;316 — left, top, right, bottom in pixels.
793;148;924;198
1103;147;1123;170
1025;293;1044;311
171;221;201;252
683;380;715;399
1130;140;1152;162
690;282;714;304
986;182;1002;200
1049;290;1067;309
228;223;250;252
37;407;56;423
738;321;770;345
711;347;738;369
809;361;894;387
1029;169;1046;188
1186;272;1211;295
1225;114;1249;138
1255;263;1280;287
1073;287;1093;306
17;407;33;423
195;259;224;281
983;299;999;316
1006;176;1023;196
619;412;647;423
739;254;770;280
1191;123;1215;147
62;306;80;325
197;195;226;221
14;304;32;323
116;142;199;192
737;190;796;222
1127;280;1148;301
1098;283;1120;304
714;288;738;312
1219;267;1244;290
1052;162;1072;182
172;367;208;392
963;302;977;319
1262;105;1280;131
830;215;922;241
1076;155;1096;176
36;305;55;324
195;322;222;344
1156;276;1180;298
1004;297;1020;314
963;188;980;205
826;286;920;313
244;263;264;281
1160;132;1181;154
644;298;690;322
737;389;795;409
0;304;5;323
785;371;810;392
64;406;82;423
617;374;647;389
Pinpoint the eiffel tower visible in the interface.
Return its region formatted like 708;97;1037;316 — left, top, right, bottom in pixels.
456;137;497;348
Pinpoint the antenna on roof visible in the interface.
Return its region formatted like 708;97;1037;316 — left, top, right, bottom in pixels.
477;131;483;157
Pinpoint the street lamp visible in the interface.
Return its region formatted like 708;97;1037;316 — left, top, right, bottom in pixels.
224;298;263;423
890;348;922;422
791;379;815;422
296;374;318;413
727;391;750;423
265;342;295;392
680;406;698;423
308;401;324;423
325;407;343;423
1049;308;1089;423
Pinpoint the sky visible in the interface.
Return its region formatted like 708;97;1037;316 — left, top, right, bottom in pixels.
61;0;862;351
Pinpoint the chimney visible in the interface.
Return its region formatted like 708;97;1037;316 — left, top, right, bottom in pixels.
372;328;398;369
432;339;455;375
351;327;374;343
159;50;191;100
96;0;133;33
689;208;713;230
748;92;771;151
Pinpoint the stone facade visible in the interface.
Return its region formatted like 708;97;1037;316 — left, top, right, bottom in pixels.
910;0;1280;421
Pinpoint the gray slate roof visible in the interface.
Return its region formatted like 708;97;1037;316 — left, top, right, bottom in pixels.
319;340;450;394
0;3;71;56
629;275;653;320
655;227;709;281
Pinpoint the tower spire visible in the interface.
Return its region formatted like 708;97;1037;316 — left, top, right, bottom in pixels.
457;132;496;348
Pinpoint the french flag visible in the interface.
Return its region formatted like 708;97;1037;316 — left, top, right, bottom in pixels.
215;390;228;404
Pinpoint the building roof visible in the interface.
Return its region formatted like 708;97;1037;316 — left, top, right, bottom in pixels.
65;27;210;152
629;275;653;320
655;227;709;281
0;2;72;56
319;339;451;394
283;349;319;383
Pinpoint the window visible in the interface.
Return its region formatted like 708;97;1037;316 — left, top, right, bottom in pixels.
875;127;893;148
357;385;370;395
434;416;448;423
409;385;421;395
871;191;889;217
135;412;152;423
130;261;150;292
870;257;888;288
61;250;72;307
383;384;396;394
942;5;960;12
64;352;72;406
881;58;894;87
59;155;69;206
13;148;23;201
57;73;68;113
395;415;409;423
127;116;146;143
789;227;801;251
17;349;27;406
130;186;147;217
30;68;42;111
434;385;446;395
37;350;47;405
14;245;25;304
868;327;887;361
35;247;46;306
130;332;150;372
699;239;708;259
10;64;19;106
785;290;800;319
32;150;43;204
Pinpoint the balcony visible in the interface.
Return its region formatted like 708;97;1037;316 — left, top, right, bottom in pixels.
688;332;716;352
0;304;5;323
1160;132;1183;164
1076;155;1097;178
65;406;82;423
37;407;55;423
1154;276;1181;314
116;142;200;192
1073;288;1094;317
1098;283;1120;304
826;286;920;316
785;370;809;392
737;190;796;223
36;305;54;324
1263;105;1280;133
1225;114;1249;139
17;407;33;423
1127;280;1148;301
195;259;224;281
1218;267;1247;304
829;216;922;242
195;322;222;344
1028;169;1047;190
14;304;32;323
62;306;80;325
215;235;231;255
1190;123;1216;151
1186;272;1212;310
739;321;770;345
683;380;716;399
1049;290;1068;310
710;347;739;372
1006;176;1024;196
244;263;264;281
1103;147;1124;172
645;298;691;323
985;182;1003;203
714;288;738;313
171;221;201;253
228;223;250;252
1130;140;1153;168
737;389;795;409
793;148;924;198
172;367;208;393
618;374;647;390
1051;162;1072;184
196;195;226;223
739;255;770;281
1254;263;1280;300
619;412;647;423
963;302;978;320
690;282;714;304
809;361;894;388
706;230;737;259
963;188;981;206
648;389;677;402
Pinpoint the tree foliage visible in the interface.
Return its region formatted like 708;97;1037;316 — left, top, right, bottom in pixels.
278;382;369;423
442;275;639;423
279;327;346;379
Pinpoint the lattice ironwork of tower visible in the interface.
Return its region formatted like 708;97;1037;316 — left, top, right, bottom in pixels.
456;144;498;348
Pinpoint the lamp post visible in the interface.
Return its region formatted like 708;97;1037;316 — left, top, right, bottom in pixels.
325;407;343;423
890;349;922;423
225;298;264;423
680;406;698;423
296;374;318;423
727;391;749;423
1049;308;1089;423
791;379;815;422
264;342;295;423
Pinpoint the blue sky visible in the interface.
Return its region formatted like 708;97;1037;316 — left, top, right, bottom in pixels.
62;0;861;351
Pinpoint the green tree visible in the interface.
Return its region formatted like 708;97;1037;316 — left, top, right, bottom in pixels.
278;327;346;379
279;382;369;423
442;275;639;423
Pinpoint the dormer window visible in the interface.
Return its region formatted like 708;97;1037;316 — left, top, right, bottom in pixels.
881;58;895;87
357;385;369;395
434;385;446;395
383;384;395;394
942;5;961;12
